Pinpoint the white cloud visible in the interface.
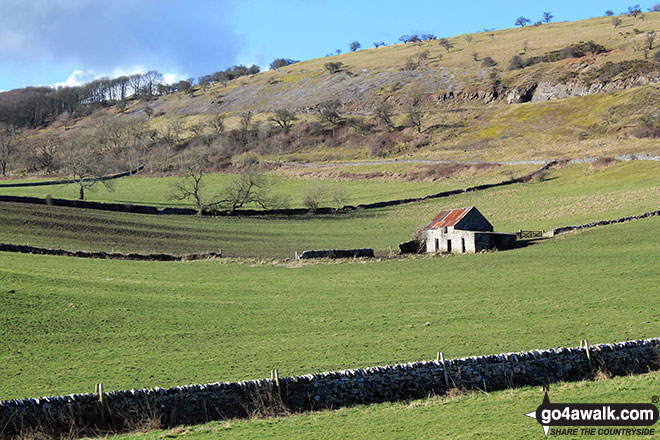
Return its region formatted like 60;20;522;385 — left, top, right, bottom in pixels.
162;72;189;84
110;65;149;78
53;67;189;88
53;69;97;88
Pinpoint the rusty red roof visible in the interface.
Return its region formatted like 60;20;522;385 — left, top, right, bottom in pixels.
426;207;474;229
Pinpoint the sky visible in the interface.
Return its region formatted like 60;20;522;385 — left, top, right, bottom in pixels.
0;0;653;91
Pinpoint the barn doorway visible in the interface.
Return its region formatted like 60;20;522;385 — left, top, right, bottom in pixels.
435;238;439;252
461;238;466;253
447;240;452;253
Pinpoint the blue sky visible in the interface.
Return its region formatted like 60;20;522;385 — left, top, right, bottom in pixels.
0;0;651;91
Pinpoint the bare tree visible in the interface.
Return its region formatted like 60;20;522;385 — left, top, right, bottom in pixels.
27;135;60;173
612;17;622;28
349;41;361;52
269;109;298;132
0;123;19;176
373;101;395;131
239;112;253;133
515;17;531;27
324;62;343;73
628;5;642;17
215;169;288;213
406;91;424;133
331;184;350;209
208;114;226;135
649;3;660;12
302;183;325;212
542;12;553;23
128;73;143;98
407;106;424;133
160;120;184;146
646;31;657;50
62;135;113;200
141;71;163;98
438;38;454;52
605;10;614;16
170;153;209;214
317;100;343;127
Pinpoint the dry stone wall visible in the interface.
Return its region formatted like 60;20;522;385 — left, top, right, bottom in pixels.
1;338;658;438
0;162;556;218
0;243;221;262
547;210;660;237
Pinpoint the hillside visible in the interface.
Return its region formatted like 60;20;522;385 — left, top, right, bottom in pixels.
4;12;660;177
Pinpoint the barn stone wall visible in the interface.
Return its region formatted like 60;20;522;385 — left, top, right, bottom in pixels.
1;338;658;438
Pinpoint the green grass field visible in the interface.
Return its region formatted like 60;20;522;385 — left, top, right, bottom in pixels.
1;160;659;439
1;216;658;402
0;164;529;209
0;162;658;257
104;371;660;440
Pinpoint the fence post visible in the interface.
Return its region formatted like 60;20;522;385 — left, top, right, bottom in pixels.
439;352;450;388
581;339;592;369
95;383;104;403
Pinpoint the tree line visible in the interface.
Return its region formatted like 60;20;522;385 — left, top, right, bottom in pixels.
0;64;261;130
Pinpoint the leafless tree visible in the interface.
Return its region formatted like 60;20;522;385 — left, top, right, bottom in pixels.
324;62;343;73
515;16;531;27
215;169;288;213
317;100;343;127
612;17;622;28
269;109;298;133
407;106;424;133
331;184;350;209
62;135;113;200
542;12;553;23
406;90;424;133
0;123;19;176
302;183;325;212
128;73;143;98
27;134;60;173
646;31;657;50
141;71;163;98
239;112;253;133
373;101;395;131
208;114;226;135
160;120;184;146
170;153;209;213
438;38;454;52
349;41;361;52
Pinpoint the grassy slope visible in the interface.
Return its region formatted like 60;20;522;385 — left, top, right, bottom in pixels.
25;12;660;166
144;12;660;161
0;162;658;257
0;164;528;209
106;372;660;440
1;216;658;401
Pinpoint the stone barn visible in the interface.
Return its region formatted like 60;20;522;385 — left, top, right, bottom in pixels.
424;207;517;254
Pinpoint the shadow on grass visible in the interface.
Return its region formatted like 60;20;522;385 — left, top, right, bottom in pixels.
515;237;551;249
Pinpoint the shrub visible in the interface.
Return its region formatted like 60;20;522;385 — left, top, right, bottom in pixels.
481;57;497;67
508;55;526;70
269;58;298;70
324;62;343;74
302;183;326;212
